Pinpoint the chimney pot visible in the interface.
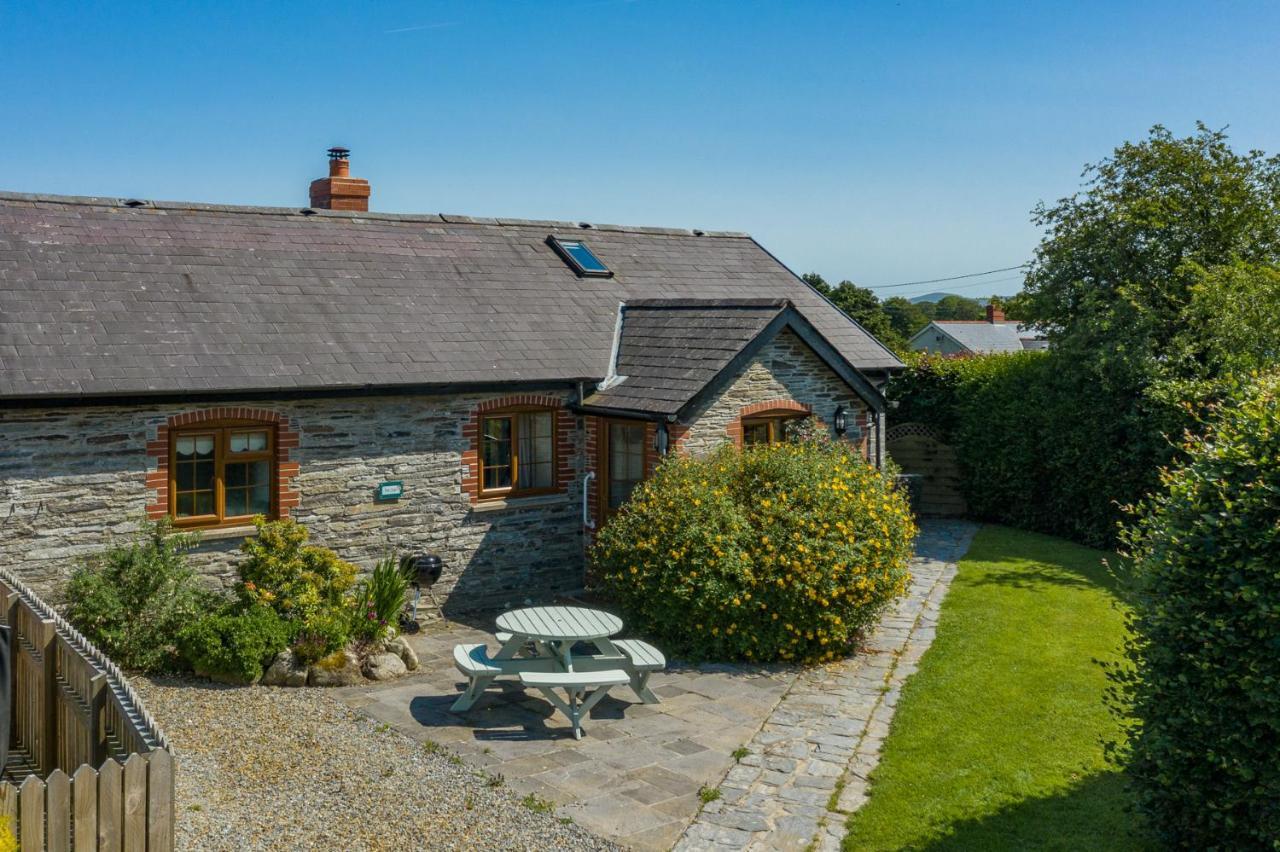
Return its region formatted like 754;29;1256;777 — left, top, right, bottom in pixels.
986;303;1005;323
310;146;369;211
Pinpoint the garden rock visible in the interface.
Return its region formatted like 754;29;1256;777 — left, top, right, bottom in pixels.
363;652;408;681
308;650;363;687
262;650;308;687
388;636;419;671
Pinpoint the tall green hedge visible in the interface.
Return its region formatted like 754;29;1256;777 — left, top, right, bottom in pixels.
1113;372;1280;847
889;352;1173;546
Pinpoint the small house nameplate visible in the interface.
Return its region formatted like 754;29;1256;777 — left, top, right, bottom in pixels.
376;480;404;502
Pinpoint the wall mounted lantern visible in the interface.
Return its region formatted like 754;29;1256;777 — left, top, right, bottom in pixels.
833;405;848;437
655;423;670;456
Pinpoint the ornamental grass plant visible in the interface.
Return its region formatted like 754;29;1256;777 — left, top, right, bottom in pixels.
350;555;412;645
592;426;916;663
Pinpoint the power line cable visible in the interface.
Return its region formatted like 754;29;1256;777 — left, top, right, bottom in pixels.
890;274;1028;299
867;263;1029;291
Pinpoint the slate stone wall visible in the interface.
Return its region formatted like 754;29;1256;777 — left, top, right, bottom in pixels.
0;390;585;612
675;330;872;456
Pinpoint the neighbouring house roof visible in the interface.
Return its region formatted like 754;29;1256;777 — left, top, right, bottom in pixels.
0;192;903;401
909;320;1044;354
581;299;885;418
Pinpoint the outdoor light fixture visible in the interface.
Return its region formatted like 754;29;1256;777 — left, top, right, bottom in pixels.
655;424;670;456
833;405;848;436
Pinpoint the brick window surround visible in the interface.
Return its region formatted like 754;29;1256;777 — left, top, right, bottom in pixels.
146;408;300;523
462;395;575;504
726;399;814;447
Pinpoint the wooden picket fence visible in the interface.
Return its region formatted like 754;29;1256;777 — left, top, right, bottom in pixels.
0;566;174;850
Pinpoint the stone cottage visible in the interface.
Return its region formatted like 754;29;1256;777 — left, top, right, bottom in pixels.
0;150;903;611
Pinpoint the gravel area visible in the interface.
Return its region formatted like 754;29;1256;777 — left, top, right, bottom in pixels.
135;677;620;852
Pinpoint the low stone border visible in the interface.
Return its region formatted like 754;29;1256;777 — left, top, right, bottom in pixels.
257;636;421;687
674;520;979;851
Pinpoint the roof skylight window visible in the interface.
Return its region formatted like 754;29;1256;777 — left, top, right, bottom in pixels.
548;236;612;277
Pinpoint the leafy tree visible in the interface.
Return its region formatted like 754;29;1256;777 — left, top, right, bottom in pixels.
882;296;933;341
801;271;832;295
802;272;905;351
1022;123;1280;389
1171;260;1280;379
997;291;1032;321
932;294;985;321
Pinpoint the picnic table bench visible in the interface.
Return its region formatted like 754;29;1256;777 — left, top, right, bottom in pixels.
450;605;666;737
518;670;631;740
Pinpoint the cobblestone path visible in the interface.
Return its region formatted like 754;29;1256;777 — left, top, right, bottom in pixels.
674;520;979;851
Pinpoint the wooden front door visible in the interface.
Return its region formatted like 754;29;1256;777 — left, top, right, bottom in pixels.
599;419;648;521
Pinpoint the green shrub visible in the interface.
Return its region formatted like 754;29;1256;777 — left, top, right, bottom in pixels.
889;351;1172;547
236;518;357;623
290;606;351;665
591;437;916;663
177;605;291;684
351;555;411;644
1111;372;1280;848
65;519;217;672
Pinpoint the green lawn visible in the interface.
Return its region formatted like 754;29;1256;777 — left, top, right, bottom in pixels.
842;525;1152;851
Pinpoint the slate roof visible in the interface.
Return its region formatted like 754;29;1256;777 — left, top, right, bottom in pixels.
0;191;903;400
912;320;1045;354
583;299;787;415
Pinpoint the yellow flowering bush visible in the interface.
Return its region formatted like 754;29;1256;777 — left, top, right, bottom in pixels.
592;434;916;663
236;518;359;663
0;815;15;852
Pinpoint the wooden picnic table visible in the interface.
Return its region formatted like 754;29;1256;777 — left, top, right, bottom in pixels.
495;605;624;671
451;605;666;737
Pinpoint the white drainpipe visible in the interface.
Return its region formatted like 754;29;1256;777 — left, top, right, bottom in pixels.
582;471;596;529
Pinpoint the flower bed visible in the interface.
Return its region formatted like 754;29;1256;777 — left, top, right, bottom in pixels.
65;517;418;685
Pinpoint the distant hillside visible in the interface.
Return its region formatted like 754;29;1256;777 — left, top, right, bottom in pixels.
909;292;990;305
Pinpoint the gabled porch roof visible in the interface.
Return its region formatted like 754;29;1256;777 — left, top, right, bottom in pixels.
578;298;886;421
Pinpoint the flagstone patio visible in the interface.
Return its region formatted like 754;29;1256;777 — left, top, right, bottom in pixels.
336;520;976;851
337;624;798;850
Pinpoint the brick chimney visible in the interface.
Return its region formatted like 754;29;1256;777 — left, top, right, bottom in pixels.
309;147;370;211
986;303;1005;323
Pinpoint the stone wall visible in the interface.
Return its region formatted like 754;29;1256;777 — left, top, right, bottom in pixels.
676;330;872;456
0;390;586;612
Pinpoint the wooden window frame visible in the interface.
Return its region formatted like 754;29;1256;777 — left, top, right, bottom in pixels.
477;406;560;500
741;411;807;447
168;419;278;529
598;417;649;522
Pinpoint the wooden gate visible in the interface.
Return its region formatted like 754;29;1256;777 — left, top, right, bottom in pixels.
887;422;967;517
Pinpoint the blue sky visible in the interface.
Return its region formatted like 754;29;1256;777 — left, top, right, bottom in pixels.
3;1;1278;299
